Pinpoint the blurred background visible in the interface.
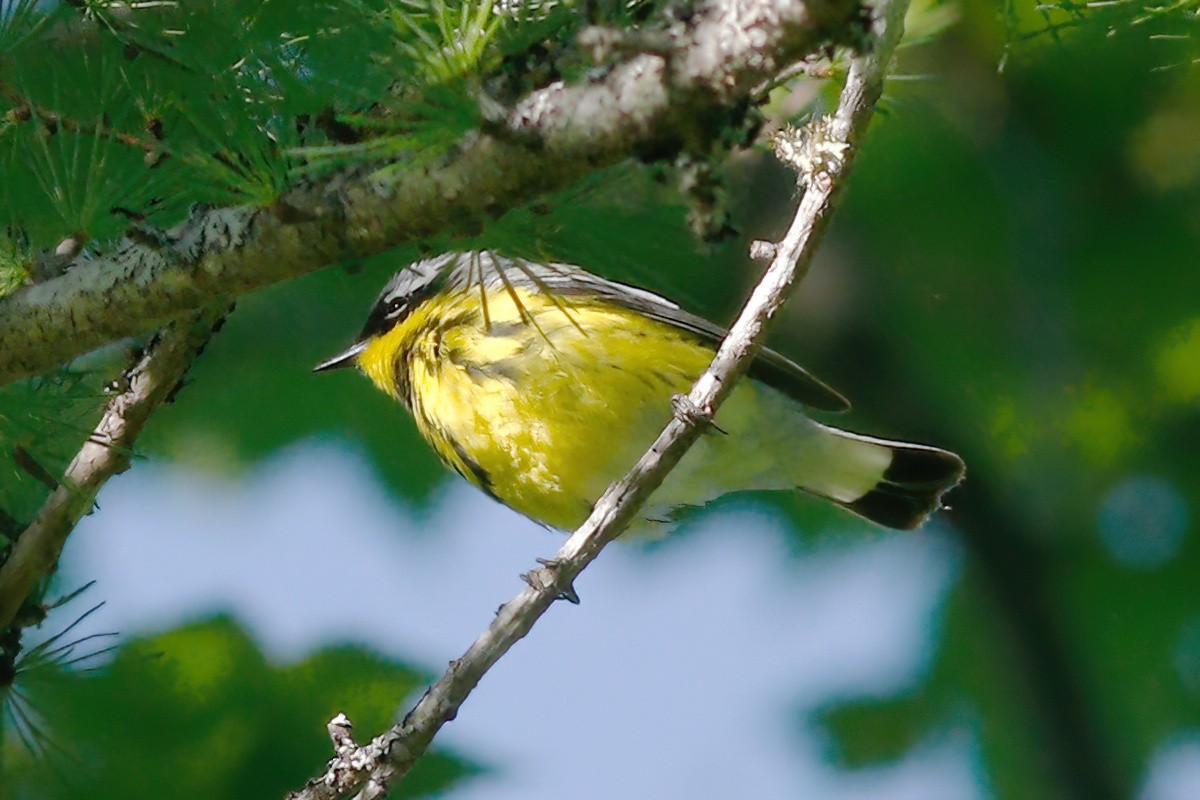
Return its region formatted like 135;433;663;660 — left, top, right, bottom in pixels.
3;0;1200;797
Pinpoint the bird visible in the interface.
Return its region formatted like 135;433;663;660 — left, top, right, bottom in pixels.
315;251;965;533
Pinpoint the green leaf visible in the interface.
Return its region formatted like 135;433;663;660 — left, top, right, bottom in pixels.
7;616;477;799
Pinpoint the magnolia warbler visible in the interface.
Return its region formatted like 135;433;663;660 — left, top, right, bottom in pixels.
316;251;964;531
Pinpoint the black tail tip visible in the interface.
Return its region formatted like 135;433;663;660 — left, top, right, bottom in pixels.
845;446;966;530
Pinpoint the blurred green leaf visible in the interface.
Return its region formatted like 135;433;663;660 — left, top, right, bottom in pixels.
778;13;1200;798
816;692;941;768
3;616;476;799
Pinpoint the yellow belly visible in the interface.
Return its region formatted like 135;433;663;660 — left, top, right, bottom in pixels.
428;293;713;528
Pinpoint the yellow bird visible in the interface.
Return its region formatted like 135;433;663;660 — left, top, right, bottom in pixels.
316;251;964;532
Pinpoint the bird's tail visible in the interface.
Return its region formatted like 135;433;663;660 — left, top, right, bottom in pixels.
799;424;966;530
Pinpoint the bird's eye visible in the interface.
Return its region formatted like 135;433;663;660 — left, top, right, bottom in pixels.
386;297;406;316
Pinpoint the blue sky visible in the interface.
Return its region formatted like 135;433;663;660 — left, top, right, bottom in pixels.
57;439;1192;799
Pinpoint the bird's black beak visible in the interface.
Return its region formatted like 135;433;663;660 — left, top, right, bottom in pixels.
313;340;368;373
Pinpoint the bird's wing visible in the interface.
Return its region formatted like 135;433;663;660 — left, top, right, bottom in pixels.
490;257;851;413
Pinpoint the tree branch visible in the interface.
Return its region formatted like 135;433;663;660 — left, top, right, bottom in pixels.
287;0;908;797
0;307;225;631
0;0;860;387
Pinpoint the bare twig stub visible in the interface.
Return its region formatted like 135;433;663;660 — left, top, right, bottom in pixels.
0;308;225;631
287;0;909;797
0;0;858;386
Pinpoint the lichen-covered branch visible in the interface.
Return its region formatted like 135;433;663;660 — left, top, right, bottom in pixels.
0;0;860;387
286;0;908;797
0;308;225;630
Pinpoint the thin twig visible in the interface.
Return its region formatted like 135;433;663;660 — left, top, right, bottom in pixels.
0;307;225;631
0;81;161;156
286;0;909;797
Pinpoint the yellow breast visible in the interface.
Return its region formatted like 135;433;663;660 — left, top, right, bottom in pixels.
356;285;714;529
